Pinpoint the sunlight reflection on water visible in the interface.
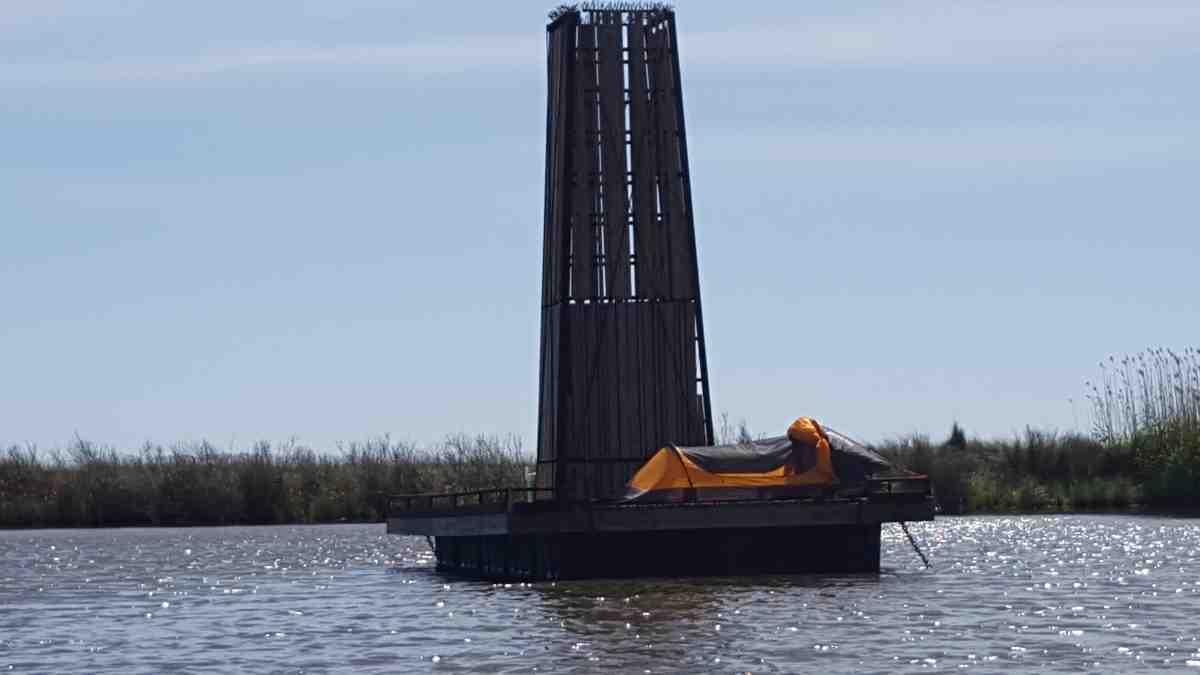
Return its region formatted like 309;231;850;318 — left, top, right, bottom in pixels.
1;515;1199;672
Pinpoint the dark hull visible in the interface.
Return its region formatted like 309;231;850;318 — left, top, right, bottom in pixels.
432;523;882;581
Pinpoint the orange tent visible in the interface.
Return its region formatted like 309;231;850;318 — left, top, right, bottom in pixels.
624;417;888;503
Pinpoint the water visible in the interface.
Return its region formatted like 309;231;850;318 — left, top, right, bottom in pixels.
2;516;1199;673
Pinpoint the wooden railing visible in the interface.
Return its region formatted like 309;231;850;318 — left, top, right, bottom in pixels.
866;475;931;499
388;488;556;516
387;477;931;516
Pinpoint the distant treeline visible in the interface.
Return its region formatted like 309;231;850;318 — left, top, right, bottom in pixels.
0;435;530;528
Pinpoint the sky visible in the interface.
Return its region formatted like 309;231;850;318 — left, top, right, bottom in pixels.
2;1;1198;452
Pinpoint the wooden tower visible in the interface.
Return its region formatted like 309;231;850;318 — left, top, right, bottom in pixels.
536;4;714;500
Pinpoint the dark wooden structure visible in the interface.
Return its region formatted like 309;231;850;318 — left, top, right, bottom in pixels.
389;478;933;580
537;4;712;501
386;4;935;580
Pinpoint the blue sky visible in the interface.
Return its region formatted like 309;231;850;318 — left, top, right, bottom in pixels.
2;1;1197;452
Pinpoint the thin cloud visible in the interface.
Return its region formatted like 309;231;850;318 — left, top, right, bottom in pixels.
0;37;543;84
698;124;1198;167
683;4;1200;68
1;3;1198;84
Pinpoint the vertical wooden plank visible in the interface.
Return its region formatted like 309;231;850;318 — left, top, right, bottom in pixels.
648;23;683;300
627;18;661;300
663;24;695;300
598;305;613;498
665;12;714;445
674;303;692;444
591;305;607;498
636;301;652;455
536;25;556;487
634;302;655;457
643;25;667;300
537;20;576;495
577;304;595;499
594;305;612;496
541;30;555;306
658;302;675;449
606;305;624;496
548;306;562;482
622;303;641;464
542;27;558;306
568;305;583;499
644;302;669;449
681;302;701;445
618;303;640;472
663;301;683;446
535;310;554;490
652;299;672;446
548;22;575;306
560;306;575;498
571;24;597;301
555;305;572;498
655;301;674;447
641;302;654;455
599;22;629;301
591;304;604;498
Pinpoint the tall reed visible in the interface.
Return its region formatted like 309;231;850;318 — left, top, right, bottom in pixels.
1085;348;1200;505
1087;347;1200;444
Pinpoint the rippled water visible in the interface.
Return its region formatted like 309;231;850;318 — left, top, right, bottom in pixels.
2;515;1200;672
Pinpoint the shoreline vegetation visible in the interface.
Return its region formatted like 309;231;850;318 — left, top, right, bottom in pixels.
0;435;529;529
3;348;1197;528
883;347;1199;514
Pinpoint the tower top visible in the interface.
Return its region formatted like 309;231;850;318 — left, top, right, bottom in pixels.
548;2;674;23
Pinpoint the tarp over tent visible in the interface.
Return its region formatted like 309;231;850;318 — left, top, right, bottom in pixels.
623;417;895;503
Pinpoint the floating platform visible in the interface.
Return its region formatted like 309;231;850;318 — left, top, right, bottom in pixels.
387;478;934;580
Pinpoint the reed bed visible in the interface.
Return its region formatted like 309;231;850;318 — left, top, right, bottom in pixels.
1084;348;1200;506
1087;347;1200;445
878;427;1140;513
0;435;530;528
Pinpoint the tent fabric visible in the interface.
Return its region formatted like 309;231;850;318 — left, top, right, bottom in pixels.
823;426;894;484
623;416;891;503
674;435;794;474
823;426;892;470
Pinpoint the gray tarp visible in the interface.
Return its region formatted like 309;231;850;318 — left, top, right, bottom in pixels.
676;436;795;474
675;426;893;482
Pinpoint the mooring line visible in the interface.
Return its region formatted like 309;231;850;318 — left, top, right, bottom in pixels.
899;521;931;568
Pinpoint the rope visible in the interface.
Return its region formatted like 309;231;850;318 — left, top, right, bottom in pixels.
899;521;930;568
